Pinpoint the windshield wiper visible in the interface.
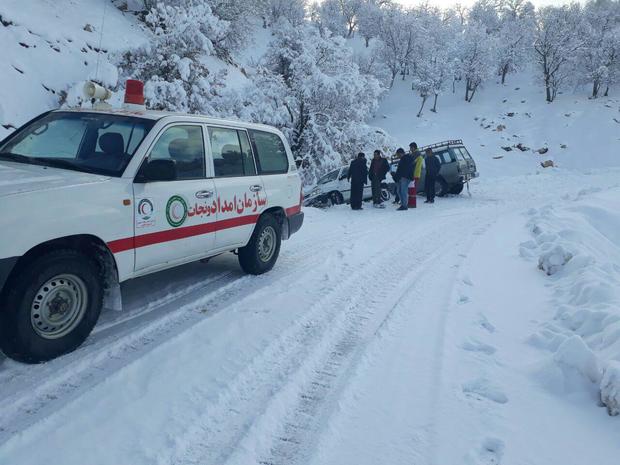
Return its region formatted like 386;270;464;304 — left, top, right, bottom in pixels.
38;158;97;174
0;152;37;164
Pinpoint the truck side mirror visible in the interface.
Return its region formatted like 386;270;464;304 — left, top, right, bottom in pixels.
135;159;177;183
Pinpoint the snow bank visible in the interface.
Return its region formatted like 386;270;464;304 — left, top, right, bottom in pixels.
522;187;620;413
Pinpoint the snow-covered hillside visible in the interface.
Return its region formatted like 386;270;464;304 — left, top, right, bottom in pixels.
0;0;147;139
372;71;620;177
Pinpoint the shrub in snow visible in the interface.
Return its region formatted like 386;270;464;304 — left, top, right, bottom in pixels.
601;361;620;416
458;25;494;102
117;1;228;114
411;10;454;116
233;20;390;185
577;2;620;98
538;245;572;275
374;4;417;88
533;5;586;102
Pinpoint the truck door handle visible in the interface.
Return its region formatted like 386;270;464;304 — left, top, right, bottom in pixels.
195;190;214;199
250;185;263;192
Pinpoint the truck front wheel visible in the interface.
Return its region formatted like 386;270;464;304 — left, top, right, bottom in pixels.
0;249;103;363
238;214;282;275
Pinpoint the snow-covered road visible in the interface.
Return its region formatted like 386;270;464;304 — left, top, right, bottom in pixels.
1;170;620;465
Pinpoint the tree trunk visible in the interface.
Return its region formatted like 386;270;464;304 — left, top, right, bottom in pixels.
467;85;477;102
604;86;609;97
592;80;600;99
365;37;369;48
501;65;508;84
452;78;456;94
389;71;397;89
545;81;552;102
465;79;470;102
417;95;427;117
431;94;438;112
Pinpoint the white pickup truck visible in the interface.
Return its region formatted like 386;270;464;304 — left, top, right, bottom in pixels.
0;90;304;363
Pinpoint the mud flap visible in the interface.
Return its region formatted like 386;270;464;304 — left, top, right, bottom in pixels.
104;281;123;312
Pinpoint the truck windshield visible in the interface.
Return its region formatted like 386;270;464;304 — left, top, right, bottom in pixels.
0;112;155;177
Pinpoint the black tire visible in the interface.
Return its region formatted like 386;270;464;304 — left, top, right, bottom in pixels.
450;183;464;195
238;214;282;275
436;178;449;197
329;191;344;205
0;249;104;363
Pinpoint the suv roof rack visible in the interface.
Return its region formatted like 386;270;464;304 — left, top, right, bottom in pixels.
419;139;463;151
389;139;464;162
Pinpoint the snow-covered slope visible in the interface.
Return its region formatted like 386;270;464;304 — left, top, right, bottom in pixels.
371;71;620;177
0;0;148;139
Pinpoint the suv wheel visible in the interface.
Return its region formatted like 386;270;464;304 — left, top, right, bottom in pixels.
328;191;344;206
436;178;449;197
0;249;104;363
238;214;282;275
450;183;464;195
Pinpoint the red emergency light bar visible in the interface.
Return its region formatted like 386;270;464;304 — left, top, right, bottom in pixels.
124;79;145;105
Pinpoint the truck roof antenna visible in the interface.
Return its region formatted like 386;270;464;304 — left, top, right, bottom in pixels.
94;0;109;82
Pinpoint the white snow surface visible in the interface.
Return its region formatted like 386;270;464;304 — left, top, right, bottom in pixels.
2;3;620;465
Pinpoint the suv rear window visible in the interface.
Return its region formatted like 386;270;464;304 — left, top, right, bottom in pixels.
436;150;454;164
451;147;469;160
249;130;289;174
0;111;154;177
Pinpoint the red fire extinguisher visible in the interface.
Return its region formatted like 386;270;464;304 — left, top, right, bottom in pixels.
408;178;418;208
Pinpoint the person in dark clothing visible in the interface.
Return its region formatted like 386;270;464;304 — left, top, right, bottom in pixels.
347;152;368;210
369;150;389;208
394;146;415;210
391;148;405;204
424;148;441;203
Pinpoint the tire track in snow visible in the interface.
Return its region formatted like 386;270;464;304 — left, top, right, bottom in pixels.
242;218;490;465
163;214;478;465
0;211;389;445
288;216;496;465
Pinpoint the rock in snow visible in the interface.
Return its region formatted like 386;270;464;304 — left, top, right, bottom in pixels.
538;245;572;275
601;361;620;416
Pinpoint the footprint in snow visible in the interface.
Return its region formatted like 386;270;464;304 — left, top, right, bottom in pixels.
462;276;474;286
462;378;508;404
478;314;496;333
458;295;471;305
466;437;505;465
461;338;497;355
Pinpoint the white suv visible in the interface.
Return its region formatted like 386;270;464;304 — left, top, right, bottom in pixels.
0;108;303;363
303;165;388;207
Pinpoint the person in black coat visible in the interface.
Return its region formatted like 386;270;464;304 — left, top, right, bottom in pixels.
347;152;368;210
368;150;389;208
424;148;441;203
394;147;415;210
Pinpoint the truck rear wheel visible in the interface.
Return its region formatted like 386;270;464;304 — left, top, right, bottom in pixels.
0;249;104;363
238;214;281;275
